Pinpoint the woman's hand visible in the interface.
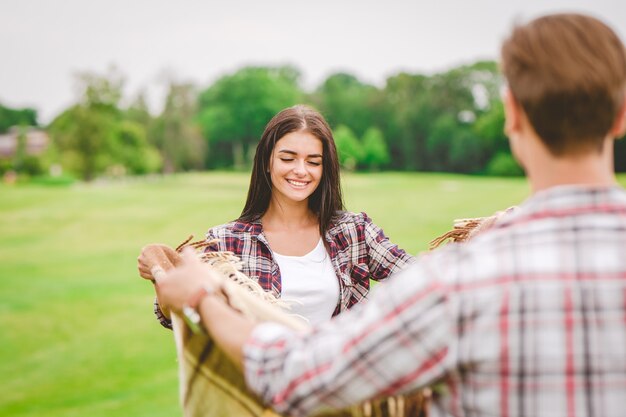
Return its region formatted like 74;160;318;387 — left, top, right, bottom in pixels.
137;244;183;319
137;244;181;281
157;248;255;368
155;247;221;314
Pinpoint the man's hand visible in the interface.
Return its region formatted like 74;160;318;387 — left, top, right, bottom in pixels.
157;247;256;369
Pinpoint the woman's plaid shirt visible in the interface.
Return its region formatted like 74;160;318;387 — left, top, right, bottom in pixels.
155;211;415;328
244;186;626;417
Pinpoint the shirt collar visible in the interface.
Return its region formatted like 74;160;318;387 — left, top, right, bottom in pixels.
497;184;626;228
232;218;263;236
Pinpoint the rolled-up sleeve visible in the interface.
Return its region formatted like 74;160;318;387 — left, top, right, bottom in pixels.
361;213;416;281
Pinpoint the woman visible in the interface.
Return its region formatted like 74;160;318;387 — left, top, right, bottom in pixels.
138;104;414;327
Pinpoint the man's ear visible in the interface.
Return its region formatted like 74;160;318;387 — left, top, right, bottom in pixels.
503;87;521;137
502;87;528;170
610;91;626;138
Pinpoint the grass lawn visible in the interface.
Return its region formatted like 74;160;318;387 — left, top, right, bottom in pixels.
1;172;624;417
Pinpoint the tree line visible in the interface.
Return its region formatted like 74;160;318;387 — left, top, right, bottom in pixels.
2;62;625;181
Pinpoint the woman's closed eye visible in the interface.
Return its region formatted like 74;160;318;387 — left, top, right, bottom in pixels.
279;158;321;166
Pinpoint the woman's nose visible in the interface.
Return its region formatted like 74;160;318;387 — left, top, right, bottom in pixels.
293;160;306;176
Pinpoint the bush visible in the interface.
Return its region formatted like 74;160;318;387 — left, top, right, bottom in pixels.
19;155;47;176
485;152;524;176
334;125;363;170
0;159;12;175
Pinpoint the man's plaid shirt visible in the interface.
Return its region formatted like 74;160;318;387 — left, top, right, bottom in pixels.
155;211;415;328
244;185;626;417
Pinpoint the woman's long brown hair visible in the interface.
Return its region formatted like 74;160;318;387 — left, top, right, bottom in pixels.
238;105;345;238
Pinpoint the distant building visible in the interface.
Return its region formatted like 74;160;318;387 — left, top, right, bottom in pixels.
0;127;49;158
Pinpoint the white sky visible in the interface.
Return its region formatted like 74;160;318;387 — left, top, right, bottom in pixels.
1;0;624;124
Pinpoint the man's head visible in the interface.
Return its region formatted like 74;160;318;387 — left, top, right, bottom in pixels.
501;13;626;156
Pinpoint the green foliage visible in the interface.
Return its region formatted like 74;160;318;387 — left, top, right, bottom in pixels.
12;130;28;171
426;113;492;174
615;137;626;172
473;101;509;155
0;158;12;174
49;104;117;180
151;82;204;173
361;127;390;170
0;103;38;133
0;108;45;177
197;66;302;169
449;131;488;174
17;155;47;176
125;93;153;128
379;73;431;170
379;62;503;171
472;101;525;176
485;152;524;176
48;70;161;180
333;125;363;170
312;73;377;137
108;121;162;175
78;69;125;110
426;115;457;171
41;59;624;176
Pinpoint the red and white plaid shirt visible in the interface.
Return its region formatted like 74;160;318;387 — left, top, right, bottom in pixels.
156;211;414;328
244;185;626;417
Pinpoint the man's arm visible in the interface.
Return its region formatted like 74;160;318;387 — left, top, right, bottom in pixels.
197;293;256;367
153;248;257;367
242;265;454;416
158;248;455;417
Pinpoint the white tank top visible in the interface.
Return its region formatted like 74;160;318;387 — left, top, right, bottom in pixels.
273;239;340;325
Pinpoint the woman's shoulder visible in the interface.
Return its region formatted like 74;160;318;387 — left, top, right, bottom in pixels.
330;211;372;228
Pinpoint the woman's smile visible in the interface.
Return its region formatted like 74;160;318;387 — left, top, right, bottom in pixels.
286;179;310;188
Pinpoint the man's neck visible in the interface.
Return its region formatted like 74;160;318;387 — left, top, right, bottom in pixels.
525;136;616;193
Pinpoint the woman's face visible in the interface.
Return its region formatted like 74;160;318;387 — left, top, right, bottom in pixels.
269;130;323;205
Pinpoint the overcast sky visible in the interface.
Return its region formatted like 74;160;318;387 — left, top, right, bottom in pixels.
1;0;624;123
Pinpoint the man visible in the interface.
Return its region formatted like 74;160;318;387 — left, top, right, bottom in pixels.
155;13;626;417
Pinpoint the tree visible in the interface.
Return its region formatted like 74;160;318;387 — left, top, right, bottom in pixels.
615;136;626;172
485;152;524;176
312;73;377;138
426;114;490;174
473;101;523;175
379;73;431;170
0;103;38;133
125;92;153;128
333;125;363;170
197;66;302;169
379;62;503;172
152;82;205;172
361;127;390;170
107;121;162;175
48;68;161;180
49;104;117;181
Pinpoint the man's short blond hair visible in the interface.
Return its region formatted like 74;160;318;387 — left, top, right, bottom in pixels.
501;13;626;155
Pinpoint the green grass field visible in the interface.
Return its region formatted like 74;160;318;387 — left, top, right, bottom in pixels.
1;172;624;417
